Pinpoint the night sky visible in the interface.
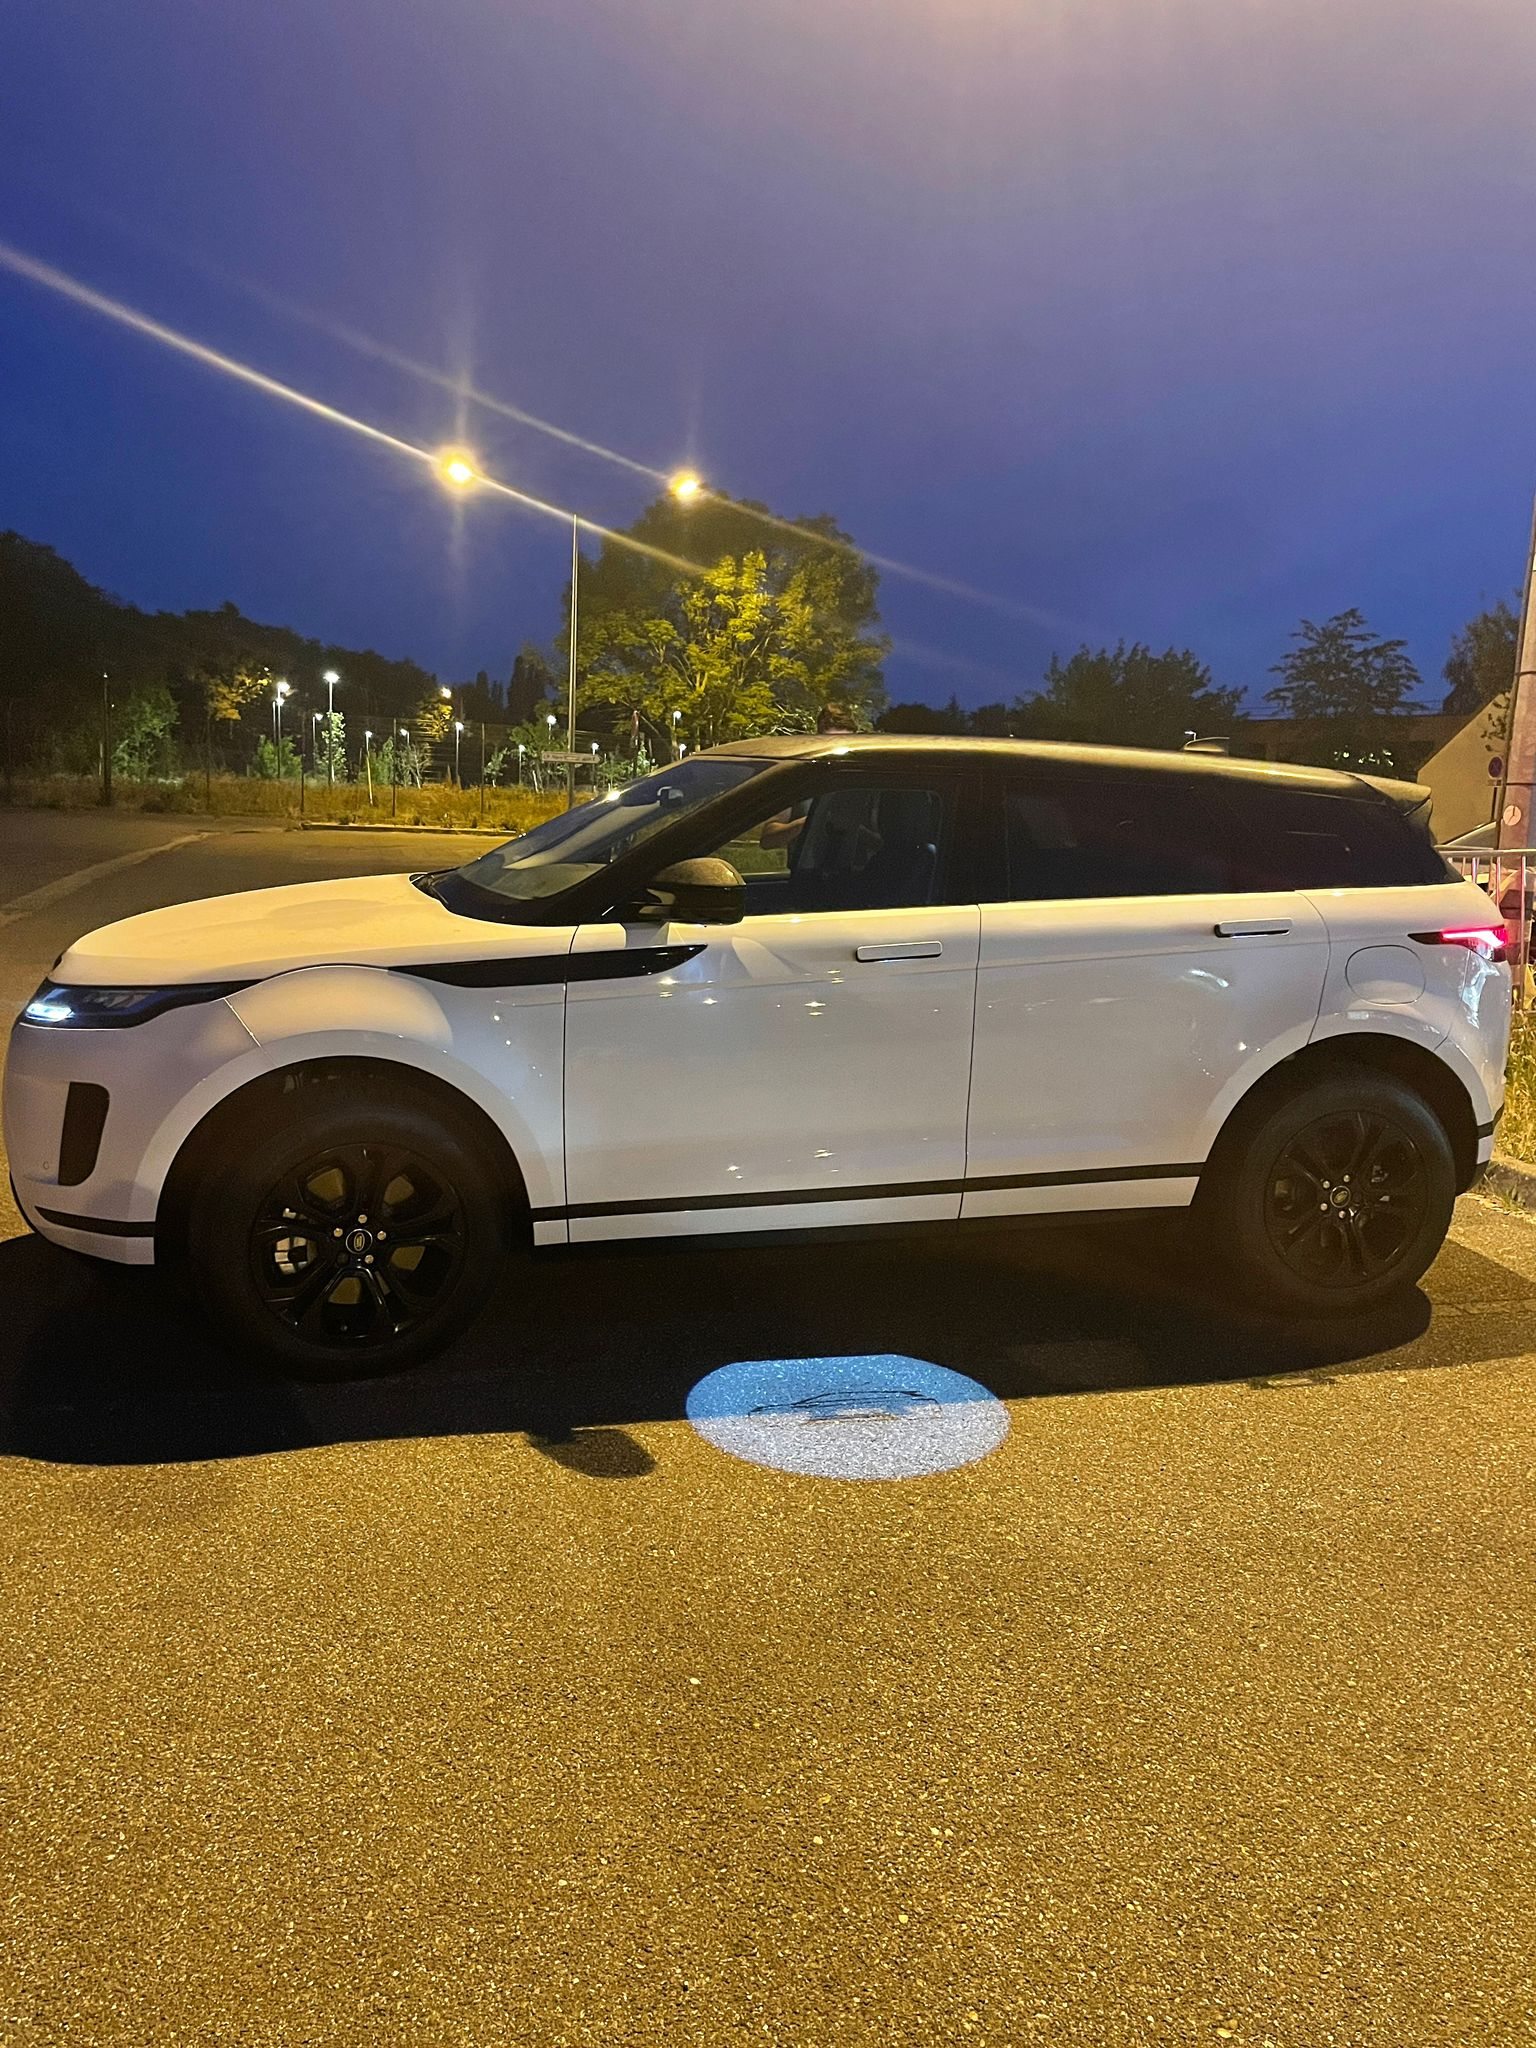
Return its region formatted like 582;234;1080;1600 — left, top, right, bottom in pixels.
2;0;1534;710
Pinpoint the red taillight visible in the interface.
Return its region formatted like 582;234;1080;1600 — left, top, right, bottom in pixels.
1410;924;1510;963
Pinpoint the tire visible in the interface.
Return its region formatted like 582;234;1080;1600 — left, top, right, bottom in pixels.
184;1085;511;1378
1198;1071;1456;1319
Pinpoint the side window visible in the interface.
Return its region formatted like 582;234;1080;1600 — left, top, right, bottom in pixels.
702;782;953;915
1004;777;1231;900
1211;788;1448;889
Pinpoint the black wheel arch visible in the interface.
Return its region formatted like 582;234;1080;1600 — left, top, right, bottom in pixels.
156;1057;532;1259
1202;1033;1481;1196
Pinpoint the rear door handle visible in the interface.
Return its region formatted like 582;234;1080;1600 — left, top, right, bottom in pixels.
855;940;943;962
1214;919;1292;937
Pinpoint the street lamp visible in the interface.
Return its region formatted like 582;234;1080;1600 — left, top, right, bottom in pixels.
394;725;409;819
322;669;340;786
517;742;525;786
670;470;704;503
363;730;374;806
273;678;290;762
454;719;465;786
672;708;682;760
435;447;480;491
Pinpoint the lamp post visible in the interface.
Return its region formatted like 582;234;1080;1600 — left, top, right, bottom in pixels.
363;730;374;807
429;450;703;807
565;516;580;811
517;742;525;787
672;708;682;760
322;669;340;786
393;726;409;818
273;678;290;770
454;719;464;787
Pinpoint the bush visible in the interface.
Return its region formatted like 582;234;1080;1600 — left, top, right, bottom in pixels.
0;773;570;834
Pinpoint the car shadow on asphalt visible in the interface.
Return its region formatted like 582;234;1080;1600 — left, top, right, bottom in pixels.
0;1214;1461;1468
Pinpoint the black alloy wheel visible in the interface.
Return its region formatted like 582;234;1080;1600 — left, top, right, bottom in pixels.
1262;1108;1430;1290
185;1085;509;1377
1198;1070;1456;1318
250;1141;468;1351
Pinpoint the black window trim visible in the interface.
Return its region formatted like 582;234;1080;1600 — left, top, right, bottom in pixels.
979;757;1444;904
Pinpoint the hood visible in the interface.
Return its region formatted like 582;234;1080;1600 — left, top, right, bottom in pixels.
54;871;564;985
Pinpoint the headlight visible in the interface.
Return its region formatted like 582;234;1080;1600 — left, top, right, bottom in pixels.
20;980;251;1028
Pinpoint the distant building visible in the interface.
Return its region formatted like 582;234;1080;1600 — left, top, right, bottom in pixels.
1228;712;1467;778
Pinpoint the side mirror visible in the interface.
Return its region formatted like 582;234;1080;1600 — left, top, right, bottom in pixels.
628;857;745;925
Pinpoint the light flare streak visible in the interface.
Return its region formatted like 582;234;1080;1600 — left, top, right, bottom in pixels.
0;237;704;578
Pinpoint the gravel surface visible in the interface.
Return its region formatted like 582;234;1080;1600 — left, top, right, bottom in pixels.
1;812;1533;2047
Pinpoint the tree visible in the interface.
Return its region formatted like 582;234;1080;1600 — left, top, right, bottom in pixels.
313;709;347;783
877;698;969;735
507;644;554;724
572;491;888;754
1013;642;1241;750
1266;609;1423;771
1442;597;1518;716
111;683;179;779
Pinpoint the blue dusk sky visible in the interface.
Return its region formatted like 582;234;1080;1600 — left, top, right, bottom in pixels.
2;0;1534;708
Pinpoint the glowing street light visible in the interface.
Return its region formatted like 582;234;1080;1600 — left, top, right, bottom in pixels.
671;707;682;760
272;677;291;759
670;470;704;503
453;718;465;785
363;729;375;806
320;668;341;786
435;446;480;490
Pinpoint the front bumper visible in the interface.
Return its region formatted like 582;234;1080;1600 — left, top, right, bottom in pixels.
4;998;257;1264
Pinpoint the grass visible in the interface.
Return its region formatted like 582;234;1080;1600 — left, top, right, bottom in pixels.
1;773;568;836
1501;1009;1536;1164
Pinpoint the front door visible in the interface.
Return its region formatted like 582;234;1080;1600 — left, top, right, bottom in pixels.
561;765;981;1242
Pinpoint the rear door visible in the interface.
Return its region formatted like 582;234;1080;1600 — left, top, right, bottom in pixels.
964;764;1330;1218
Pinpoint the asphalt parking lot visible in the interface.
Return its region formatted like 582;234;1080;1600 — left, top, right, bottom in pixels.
1;808;1533;2048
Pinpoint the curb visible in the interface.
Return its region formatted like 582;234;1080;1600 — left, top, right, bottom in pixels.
1478;1153;1536;1211
292;820;513;836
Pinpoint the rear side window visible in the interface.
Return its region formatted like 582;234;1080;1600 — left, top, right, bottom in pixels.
1003;774;1447;901
1210;787;1449;890
1004;779;1232;899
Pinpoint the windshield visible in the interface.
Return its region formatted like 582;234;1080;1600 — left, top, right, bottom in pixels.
453;756;775;904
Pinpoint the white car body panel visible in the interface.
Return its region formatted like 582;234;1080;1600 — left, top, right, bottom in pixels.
561;907;980;1239
1305;880;1508;1161
964;891;1330;1216
6;874;579;1260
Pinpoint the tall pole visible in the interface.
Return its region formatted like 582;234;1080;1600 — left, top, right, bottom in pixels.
1495;494;1536;850
100;671;112;807
479;721;487;822
324;670;338;787
566;514;579;811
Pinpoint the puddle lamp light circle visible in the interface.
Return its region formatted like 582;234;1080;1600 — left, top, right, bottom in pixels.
687;1355;1009;1481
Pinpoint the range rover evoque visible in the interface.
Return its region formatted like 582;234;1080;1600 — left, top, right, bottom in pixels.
4;737;1511;1375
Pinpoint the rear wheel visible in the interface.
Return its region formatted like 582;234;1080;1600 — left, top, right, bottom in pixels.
185;1088;510;1377
1200;1071;1456;1318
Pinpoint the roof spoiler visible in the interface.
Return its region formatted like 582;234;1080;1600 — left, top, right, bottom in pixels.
1359;774;1434;831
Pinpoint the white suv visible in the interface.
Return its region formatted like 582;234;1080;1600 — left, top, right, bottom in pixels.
4;737;1511;1375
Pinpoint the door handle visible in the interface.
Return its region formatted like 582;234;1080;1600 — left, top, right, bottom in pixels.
1214;919;1292;937
854;940;943;962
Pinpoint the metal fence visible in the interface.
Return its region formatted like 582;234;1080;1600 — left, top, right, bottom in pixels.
1440;847;1534;1000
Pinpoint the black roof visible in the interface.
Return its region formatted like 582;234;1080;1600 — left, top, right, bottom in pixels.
709;733;1425;806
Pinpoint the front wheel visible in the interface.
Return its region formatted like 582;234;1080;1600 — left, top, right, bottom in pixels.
185;1088;510;1377
1199;1072;1456;1318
